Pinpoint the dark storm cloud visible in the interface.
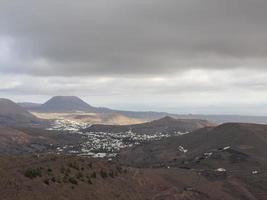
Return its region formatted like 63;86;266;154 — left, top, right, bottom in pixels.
1;0;267;76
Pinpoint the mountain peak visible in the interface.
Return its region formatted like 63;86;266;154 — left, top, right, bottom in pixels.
37;96;93;113
49;96;82;101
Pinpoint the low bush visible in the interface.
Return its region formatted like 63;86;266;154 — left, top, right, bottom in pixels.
68;162;80;170
100;169;108;179
24;168;42;179
91;172;97;178
69;177;78;185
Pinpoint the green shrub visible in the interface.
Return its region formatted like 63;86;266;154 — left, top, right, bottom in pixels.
88;163;92;168
68;162;80;170
64;168;71;177
116;166;122;173
76;172;83;179
87;177;92;184
51;177;56;183
114;171;118;177
47;168;53;176
69;177;78;185
91;172;97;179
109;170;114;178
24;168;42;179
100;169;108;179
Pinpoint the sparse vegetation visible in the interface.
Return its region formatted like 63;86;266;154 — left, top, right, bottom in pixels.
76;172;85;181
51;177;56;183
88;163;92;168
76;172;83;179
68;161;80;170
109;170;114;178
116;166;122;173
47;167;53;176
87;177;92;184
24;168;42;179
69;177;78;185
114;171;118;177
91;171;97;178
100;169;108;179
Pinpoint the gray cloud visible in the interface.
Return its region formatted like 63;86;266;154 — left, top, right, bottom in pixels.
2;0;267;115
1;0;267;76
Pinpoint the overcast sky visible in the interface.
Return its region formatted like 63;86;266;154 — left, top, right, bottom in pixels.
1;0;267;115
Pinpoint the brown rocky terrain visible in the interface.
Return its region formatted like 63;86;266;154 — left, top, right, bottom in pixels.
118;123;267;199
0;154;264;200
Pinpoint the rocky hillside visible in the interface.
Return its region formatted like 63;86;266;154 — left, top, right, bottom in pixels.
0;154;264;200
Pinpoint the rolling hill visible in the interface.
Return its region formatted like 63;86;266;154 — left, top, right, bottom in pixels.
0;98;42;126
84;116;215;134
119;123;267;167
17;102;42;109
118;123;267;199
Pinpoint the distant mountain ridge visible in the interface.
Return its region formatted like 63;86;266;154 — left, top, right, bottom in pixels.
18;96;267;124
27;96;112;113
20;96;171;121
17;102;42;109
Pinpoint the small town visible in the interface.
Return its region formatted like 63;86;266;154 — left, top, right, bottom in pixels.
48;119;183;158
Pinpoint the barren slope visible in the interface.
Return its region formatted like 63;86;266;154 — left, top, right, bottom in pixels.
0;155;263;200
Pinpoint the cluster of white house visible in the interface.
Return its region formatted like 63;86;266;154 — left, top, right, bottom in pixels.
48;119;183;158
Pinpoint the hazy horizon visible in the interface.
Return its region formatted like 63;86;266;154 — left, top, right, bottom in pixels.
3;95;266;117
